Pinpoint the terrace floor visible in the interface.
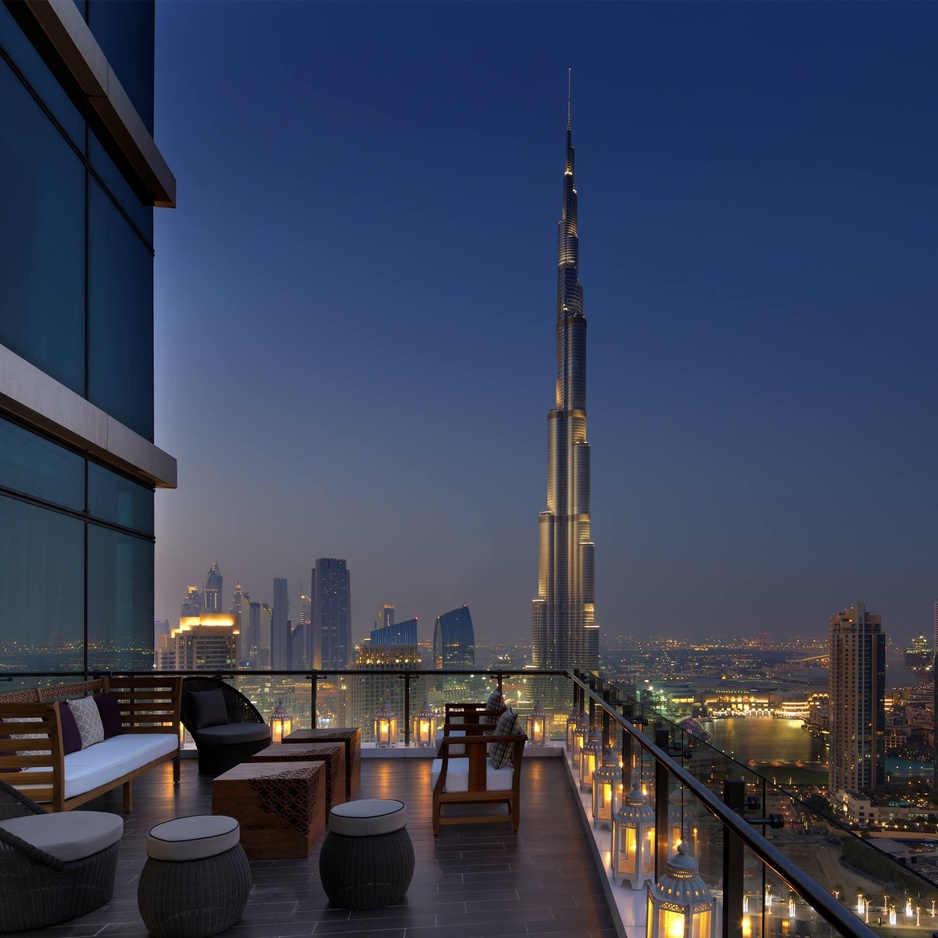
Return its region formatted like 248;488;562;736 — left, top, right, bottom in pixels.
24;755;623;938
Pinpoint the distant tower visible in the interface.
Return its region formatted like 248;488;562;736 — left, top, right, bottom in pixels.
376;604;395;631
231;581;246;664
271;577;290;671
531;71;598;672
171;613;238;671
180;586;202;618
371;618;417;647
311;558;351;669
433;606;475;669
829;603;885;799
203;562;223;613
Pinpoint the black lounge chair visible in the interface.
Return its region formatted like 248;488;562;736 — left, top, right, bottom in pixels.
181;676;271;775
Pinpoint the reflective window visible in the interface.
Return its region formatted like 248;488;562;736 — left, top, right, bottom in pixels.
86;0;154;134
0;417;84;510
87;524;154;672
0;495;84;671
87;180;154;440
0;56;85;395
0;1;85;146
89;132;153;243
88;461;154;535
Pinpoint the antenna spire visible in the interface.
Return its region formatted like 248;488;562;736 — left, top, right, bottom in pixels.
567;68;572;130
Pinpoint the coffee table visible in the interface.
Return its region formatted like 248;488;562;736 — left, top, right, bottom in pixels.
282;727;361;796
251;742;346;813
212;760;325;859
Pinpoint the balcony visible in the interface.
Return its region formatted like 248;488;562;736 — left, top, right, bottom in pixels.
1;669;929;938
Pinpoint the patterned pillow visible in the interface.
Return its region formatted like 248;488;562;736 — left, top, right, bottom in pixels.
69;695;105;749
488;708;521;769
481;689;506;727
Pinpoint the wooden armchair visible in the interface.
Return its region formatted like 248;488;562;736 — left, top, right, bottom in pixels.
431;730;527;835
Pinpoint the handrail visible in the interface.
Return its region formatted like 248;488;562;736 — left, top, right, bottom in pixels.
569;673;879;938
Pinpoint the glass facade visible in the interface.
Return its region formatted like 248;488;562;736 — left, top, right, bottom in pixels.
433;605;476;669
0;0;169;675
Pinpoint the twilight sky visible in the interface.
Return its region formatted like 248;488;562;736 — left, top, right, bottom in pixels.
152;1;938;649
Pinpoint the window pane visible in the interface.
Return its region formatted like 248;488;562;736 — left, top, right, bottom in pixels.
87;180;154;439
0;417;84;510
0;55;85;395
87;524;154;672
0;495;84;671
89;132;154;243
88;461;154;534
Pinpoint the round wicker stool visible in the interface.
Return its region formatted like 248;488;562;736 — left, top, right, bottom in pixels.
319;799;414;910
138;815;251;938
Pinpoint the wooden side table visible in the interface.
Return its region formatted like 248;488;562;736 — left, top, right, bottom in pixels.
282;728;361;797
251;742;346;814
212;761;325;859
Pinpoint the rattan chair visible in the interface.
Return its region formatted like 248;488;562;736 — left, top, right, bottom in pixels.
0;780;122;931
181;676;271;776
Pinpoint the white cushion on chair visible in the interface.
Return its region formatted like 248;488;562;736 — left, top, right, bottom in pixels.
431;757;514;792
435;729;466;756
0;811;122;862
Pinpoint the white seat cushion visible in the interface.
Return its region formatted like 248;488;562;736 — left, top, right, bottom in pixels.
147;815;240;861
435;729;466;756
329;799;407;836
431;757;514;792
17;733;177;799
0;810;122;862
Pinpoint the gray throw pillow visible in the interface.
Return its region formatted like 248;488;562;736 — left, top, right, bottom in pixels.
489;708;521;769
190;689;229;729
69;695;105;749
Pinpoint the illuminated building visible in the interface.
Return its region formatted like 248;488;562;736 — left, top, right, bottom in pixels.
171;614;239;671
531;75;598;672
271;576;290;670
203;562;223;612
376;604;394;630
829;603;885;798
371;618;417;647
433;605;475;669
311;558;351;669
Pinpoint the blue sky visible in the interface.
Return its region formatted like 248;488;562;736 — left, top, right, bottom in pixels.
153;1;938;647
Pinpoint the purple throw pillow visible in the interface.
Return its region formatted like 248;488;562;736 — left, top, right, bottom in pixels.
0;733;19;772
59;702;82;755
94;693;123;739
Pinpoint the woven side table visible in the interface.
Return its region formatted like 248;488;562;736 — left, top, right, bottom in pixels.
138;815;250;938
283;727;361;796
251;742;346;814
319;799;414;910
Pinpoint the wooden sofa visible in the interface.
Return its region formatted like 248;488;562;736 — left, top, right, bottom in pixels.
0;675;181;812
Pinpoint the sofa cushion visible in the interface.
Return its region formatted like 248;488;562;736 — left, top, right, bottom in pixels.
94;693;123;739
196;722;270;745
69;696;104;749
489;709;522;769
189;689;229;729
147;815;240;861
0;810;122;862
481;689;506;727
431;757;514;792
58;702;82;755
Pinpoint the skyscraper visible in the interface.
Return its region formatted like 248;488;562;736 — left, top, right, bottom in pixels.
311;558;351;669
371;618;417;647
829;602;886;798
203;562;223;613
433;605;475;669
271;577;290;670
531;74;598;672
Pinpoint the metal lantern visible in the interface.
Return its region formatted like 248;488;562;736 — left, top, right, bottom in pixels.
412;700;437;748
646;844;715;938
268;700;293;744
374;700;398;748
611;782;656;889
592;748;620;829
566;708;583;751
526;700;549;746
580;728;604;792
572;712;590;766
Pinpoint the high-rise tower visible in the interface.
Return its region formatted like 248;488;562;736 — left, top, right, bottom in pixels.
311;558;351;669
531;73;598;671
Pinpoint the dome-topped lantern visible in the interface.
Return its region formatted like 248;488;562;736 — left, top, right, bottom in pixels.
592;748;620;829
374;700;398;748
572;712;590;766
646;844;715;938
268;700;293;744
612;782;656;889
566;708;583;751
412;700;437;748
580;728;604;792
526;701;549;746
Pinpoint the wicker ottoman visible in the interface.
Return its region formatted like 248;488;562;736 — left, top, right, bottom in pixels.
319;799;414;910
138;815;251;938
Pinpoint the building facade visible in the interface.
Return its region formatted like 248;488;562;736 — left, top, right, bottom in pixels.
311;558;351;669
371;618;417;647
170;614;239;672
433;605;475;669
271;576;290;670
829;602;886;798
203;562;223;613
531;76;598;672
0;0;175;677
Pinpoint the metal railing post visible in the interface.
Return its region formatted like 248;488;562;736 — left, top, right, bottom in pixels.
723;778;746;938
655;728;670;878
308;673;317;728
402;672;413;746
621;701;633;791
602;688;612;748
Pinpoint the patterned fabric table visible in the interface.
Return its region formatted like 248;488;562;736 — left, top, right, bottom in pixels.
211;761;325;859
251;742;346;815
282;728;361;797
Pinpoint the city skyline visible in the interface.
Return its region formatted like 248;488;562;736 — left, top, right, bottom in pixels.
153;2;938;645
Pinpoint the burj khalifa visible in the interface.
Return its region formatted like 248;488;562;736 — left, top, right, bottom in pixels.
531;74;598;671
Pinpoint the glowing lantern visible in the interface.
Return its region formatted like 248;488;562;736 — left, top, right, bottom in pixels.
566;707;583;751
374;700;398;748
268;700;293;744
412;700;437;748
526;700;549;746
592;748;620;829
580;728;604;792
572;712;590;766
611;781;655;889
646;844;715;938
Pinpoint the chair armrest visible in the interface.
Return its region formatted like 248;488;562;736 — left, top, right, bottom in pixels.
0;825;66;871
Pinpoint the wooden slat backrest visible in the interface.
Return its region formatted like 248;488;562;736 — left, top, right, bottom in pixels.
0;701;65;807
107;675;181;733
